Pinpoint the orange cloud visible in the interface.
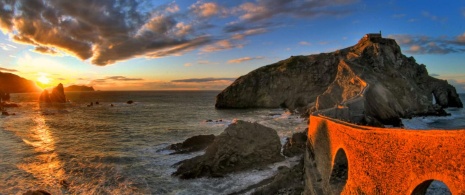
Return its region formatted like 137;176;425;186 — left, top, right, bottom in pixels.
201;40;244;53
191;2;222;18
227;56;264;64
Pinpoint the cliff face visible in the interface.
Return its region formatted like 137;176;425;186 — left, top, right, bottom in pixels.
215;54;338;109
216;35;463;126
0;71;41;93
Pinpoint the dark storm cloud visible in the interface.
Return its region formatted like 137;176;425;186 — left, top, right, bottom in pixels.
171;77;236;83
0;0;359;64
389;34;465;54
33;46;59;55
0;0;212;65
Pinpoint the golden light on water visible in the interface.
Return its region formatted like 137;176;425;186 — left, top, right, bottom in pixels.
17;115;66;191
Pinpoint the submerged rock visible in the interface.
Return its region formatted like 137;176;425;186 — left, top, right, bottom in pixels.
215;34;463;126
167;134;215;154
173;120;284;179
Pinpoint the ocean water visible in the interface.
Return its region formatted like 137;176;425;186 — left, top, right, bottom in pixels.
402;94;465;130
1;91;463;194
0;91;306;194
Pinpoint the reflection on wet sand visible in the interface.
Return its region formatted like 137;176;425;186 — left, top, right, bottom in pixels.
18;114;67;193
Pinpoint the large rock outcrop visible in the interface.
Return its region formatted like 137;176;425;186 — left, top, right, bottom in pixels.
40;83;66;103
173;120;284;179
216;34;463;126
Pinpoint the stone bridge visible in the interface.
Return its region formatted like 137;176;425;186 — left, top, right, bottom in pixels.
305;115;465;195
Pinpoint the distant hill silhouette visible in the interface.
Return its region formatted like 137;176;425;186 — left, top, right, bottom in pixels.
0;71;41;93
64;85;95;92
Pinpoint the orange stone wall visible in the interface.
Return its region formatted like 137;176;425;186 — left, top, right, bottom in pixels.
307;115;465;194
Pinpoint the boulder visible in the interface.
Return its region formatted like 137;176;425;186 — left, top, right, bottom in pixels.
167;134;215;154
173;120;284;179
282;131;307;157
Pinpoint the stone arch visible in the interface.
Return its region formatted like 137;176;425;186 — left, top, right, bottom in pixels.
329;148;348;194
411;180;452;195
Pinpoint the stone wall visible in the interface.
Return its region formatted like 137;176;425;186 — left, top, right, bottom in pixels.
305;115;465;194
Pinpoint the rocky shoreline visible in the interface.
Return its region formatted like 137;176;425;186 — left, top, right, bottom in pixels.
167;120;309;194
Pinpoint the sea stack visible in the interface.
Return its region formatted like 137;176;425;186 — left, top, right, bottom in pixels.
215;33;463;126
40;83;66;103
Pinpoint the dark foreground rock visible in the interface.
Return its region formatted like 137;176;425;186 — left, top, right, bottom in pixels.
167;134;215;154
251;158;304;195
230;158;305;195
282;131;307;157
39;83;66;103
216;34;463;126
173;120;284;179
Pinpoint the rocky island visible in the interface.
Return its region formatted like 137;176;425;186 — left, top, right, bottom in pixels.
64;85;95;92
39;83;67;103
216;33;462;126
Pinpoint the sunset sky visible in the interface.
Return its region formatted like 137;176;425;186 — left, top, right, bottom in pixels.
0;0;464;91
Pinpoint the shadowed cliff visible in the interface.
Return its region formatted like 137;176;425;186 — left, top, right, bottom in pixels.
215;34;463;126
0;71;41;94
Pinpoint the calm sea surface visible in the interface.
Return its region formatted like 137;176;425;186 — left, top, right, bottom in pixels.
0;91;306;194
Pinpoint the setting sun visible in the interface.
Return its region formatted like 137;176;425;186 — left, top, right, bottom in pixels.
37;73;50;84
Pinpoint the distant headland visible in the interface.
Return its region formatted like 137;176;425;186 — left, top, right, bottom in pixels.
64;85;95;92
